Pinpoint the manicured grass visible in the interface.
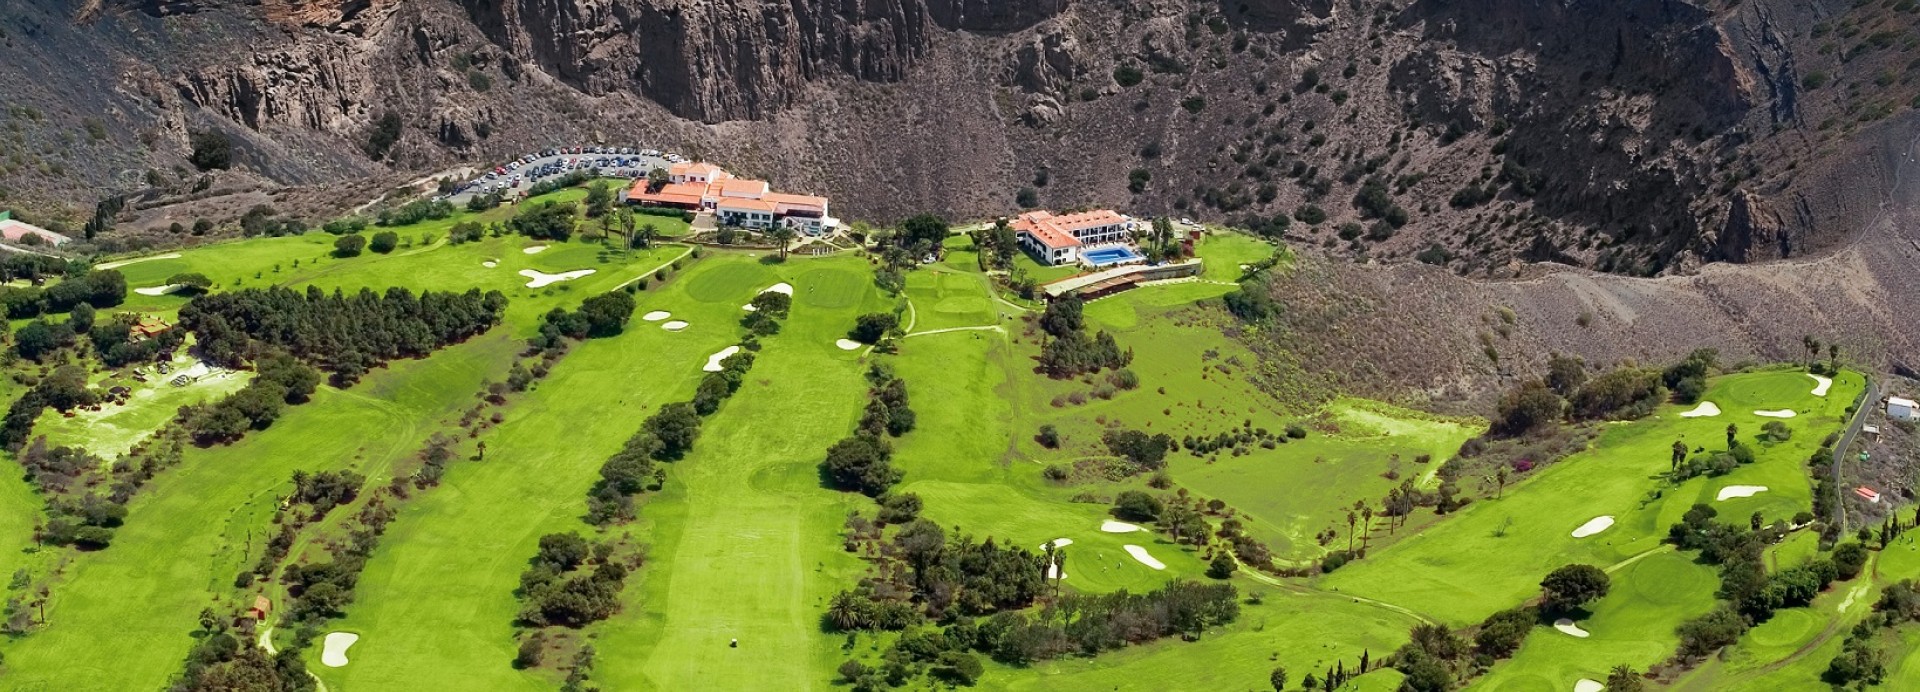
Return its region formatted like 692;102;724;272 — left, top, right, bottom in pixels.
0;332;520;690
1012;253;1081;284
593;255;890;690
903;267;1000;332
1195;232;1279;282
1321;370;1866;627
320;261;741;689
1477;549;1720;689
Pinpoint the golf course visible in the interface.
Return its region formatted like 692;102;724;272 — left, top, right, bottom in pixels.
0;181;1906;692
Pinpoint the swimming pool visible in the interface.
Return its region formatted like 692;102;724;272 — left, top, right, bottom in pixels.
1081;246;1144;267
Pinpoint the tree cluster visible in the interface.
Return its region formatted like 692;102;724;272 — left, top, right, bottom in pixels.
510;200;578;241
823;366;917;497
90;311;189;368
1665;502;1867;664
1036;294;1130;377
2;365;97;449
179;354;322;446
374;198;454;227
1493;355;1682;437
182;285;505;384
516;533;632;628
535;290;637;350
0;269;127;321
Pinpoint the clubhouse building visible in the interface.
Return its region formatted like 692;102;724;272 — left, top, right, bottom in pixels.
628;162;837;235
1010;210;1142;267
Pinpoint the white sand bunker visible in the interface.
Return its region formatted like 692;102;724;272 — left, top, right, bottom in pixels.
642;311;672;322
1046;563;1067;580
1717;485;1768;501
661;321;688;331
1100;520;1143;533
761;282;794;295
321;631;358;667
523;245;548;254
742;303;758;312
134;284;183;296
703;346;741;372
1573;680;1603;692
1040;538;1074;549
520;268;596;288
1755;409;1796;418
1680;401;1721;418
1809;374;1833;397
835;339;863;351
1553;618;1591;638
482;260;497;268
1571;516;1615;538
1124;545;1166;570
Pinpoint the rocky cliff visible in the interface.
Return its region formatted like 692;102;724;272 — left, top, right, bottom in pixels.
0;0;1912;279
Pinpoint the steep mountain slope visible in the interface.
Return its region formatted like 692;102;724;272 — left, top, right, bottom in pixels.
0;0;1913;278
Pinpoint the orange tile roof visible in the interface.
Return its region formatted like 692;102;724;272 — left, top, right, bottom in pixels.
1011;212;1079;249
717;178;769;197
670;161;727;179
718;198;778;213
1046;209;1130;232
764;192;827;211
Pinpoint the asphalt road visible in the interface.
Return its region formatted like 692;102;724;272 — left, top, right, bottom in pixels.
444;147;680;205
1832;376;1880;530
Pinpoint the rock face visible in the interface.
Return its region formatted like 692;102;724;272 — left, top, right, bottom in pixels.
458;0;1066;122
0;0;1912;278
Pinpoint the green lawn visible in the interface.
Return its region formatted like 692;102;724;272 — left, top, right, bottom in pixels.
320;260;735;690
1194;231;1280;282
594;254;890;690
1322;369;1866;627
33;350;253;459
1474;549;1719;691
0;332;520;690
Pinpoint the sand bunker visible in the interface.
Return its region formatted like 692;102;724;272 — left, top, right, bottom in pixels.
1717;485;1768;501
1573;680;1603;692
1809;374;1833;397
762;282;794;295
742;303;758;312
661;321;688;331
1040;538;1074;549
1754;409;1797;418
1571;516;1615;538
642;311;672;322
1124;545;1166;570
134;284;184;296
522;245;548;254
482;260;497;268
1553;618;1591;638
835;339;863;351
1680;401;1721;418
703;346;741;372
520;269;596;288
1100;520;1143;533
321;632;358;667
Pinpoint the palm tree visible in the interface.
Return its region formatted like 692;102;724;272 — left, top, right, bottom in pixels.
635;223;658;250
826;592;866;631
1359;506;1374;550
770;225;796;259
1495;466;1509;498
1670;440;1687;471
1726;423;1738;449
1345;510;1357;552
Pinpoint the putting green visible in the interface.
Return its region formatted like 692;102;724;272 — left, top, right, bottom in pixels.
795;267;867;309
1718;369;1820;409
685;261;779;303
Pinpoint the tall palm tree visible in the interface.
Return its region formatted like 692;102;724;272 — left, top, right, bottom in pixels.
770;225;796;259
826;592;865;631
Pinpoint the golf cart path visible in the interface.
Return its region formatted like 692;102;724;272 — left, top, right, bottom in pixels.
96;252;183;270
614;244;695;290
904;325;1006;338
255;626;331;692
1231;554;1435;627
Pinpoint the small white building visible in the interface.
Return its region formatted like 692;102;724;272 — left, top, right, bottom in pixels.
1890;397;1917;422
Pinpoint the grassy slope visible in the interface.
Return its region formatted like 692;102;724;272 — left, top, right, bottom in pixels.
1324;369;1866;628
0;332;518;690
320;262;731;689
597;255;887;690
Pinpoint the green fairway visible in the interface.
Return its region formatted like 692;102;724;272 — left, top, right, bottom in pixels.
0;332;520;690
1474;549;1720;690
594;255;889;690
320;264;739;689
1322;370;1865;626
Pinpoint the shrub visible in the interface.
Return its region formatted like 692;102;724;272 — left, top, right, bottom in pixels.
188;130;233;171
1113;65;1144;87
1113;490;1163;522
369;231;399;254
332;235;367;258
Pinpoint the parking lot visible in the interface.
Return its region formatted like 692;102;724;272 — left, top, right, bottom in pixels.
445;145;685;204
